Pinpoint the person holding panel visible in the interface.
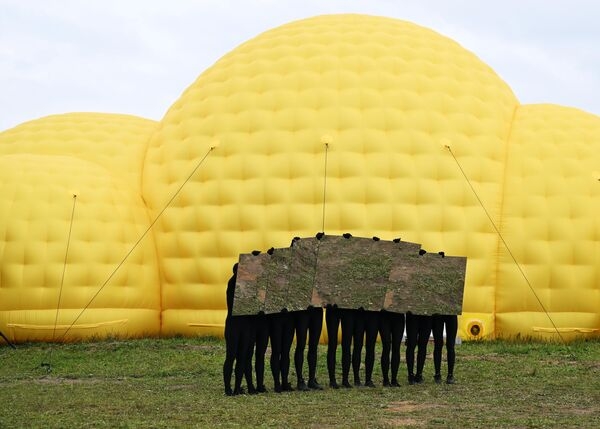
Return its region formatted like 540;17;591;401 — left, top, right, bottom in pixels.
223;263;256;395
405;312;433;385
379;310;405;387
432;314;458;384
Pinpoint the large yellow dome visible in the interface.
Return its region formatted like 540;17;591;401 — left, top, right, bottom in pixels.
0;113;161;342
496;104;600;337
142;14;520;338
1;14;599;343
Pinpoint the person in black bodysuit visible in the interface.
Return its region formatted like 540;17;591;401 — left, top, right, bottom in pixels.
339;307;364;387
432;314;458;384
253;311;269;393
361;310;380;387
379;310;405;387
359;236;382;388
345;308;380;387
287;235;324;391
325;304;341;388
268;310;295;393
293;306;324;391
405;312;433;385
292;310;309;391
223;263;256;395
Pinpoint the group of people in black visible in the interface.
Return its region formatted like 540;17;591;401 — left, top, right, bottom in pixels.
223;262;458;396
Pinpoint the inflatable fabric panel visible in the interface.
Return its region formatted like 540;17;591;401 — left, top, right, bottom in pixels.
495;104;600;339
143;14;518;339
2;15;600;342
0;114;160;342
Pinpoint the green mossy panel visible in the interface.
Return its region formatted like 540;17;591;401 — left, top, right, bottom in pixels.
384;252;466;315
260;247;291;313
382;241;423;313
287;239;319;311
314;236;407;310
232;253;265;315
232;236;466;316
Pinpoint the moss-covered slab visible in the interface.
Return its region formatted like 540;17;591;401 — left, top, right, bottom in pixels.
311;236;421;310
232;253;266;315
232;235;466;316
384;252;466;315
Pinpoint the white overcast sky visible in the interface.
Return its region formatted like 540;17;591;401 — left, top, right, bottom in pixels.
1;0;599;131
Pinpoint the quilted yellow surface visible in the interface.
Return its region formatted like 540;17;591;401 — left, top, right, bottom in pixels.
1;15;598;342
0;113;161;342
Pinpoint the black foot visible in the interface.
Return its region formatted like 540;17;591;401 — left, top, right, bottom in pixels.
446;375;455;385
390;380;400;387
308;379;323;390
414;374;424;384
232;387;245;396
256;385;268;393
434;374;442;384
282;382;295;392
341;380;353;388
297;380;310;391
354;379;362;387
382;380;390;387
225;388;233;396
329;380;339;389
364;380;375;388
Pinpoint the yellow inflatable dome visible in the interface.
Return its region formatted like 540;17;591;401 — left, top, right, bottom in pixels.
0;113;161;342
496;104;600;338
1;14;599;343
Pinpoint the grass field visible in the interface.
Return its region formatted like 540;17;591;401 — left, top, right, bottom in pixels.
1;337;599;428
